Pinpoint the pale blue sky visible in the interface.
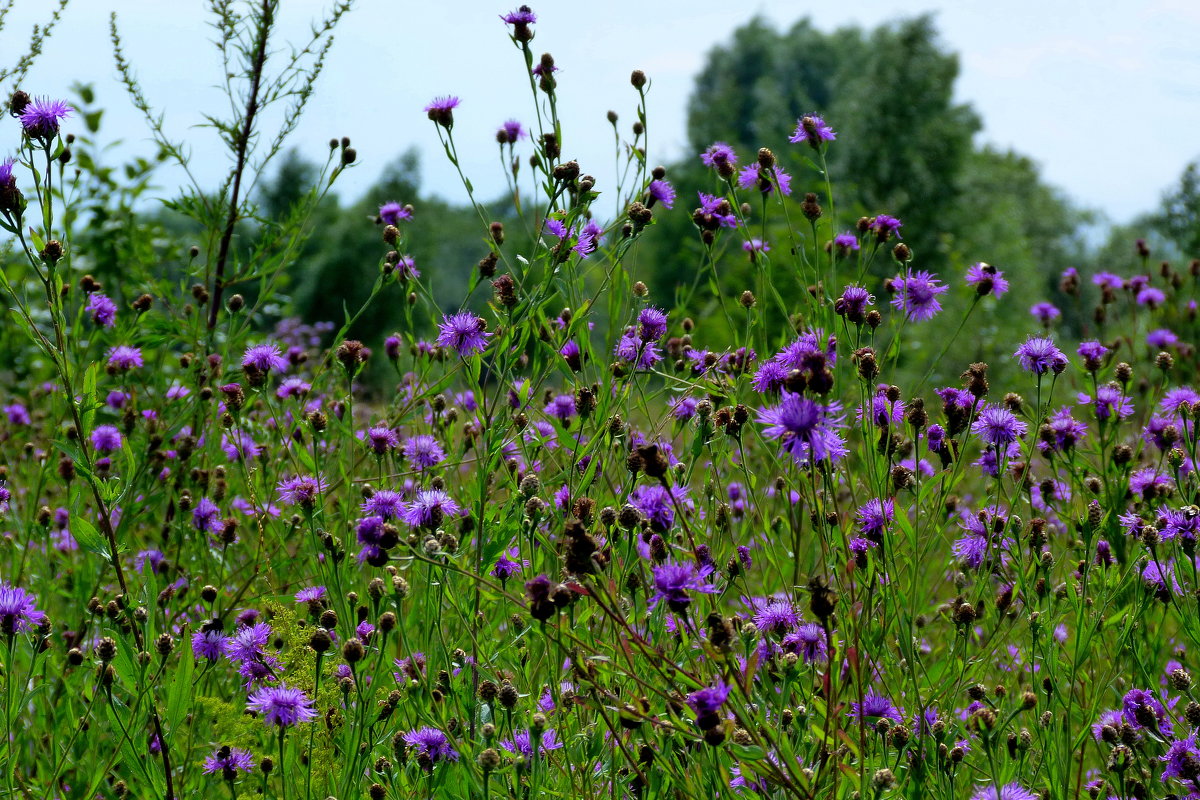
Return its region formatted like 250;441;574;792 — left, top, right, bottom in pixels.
7;0;1199;224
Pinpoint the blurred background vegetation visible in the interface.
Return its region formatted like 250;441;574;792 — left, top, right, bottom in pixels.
63;14;1200;383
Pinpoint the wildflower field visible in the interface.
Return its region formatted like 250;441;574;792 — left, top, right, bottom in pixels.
0;3;1199;800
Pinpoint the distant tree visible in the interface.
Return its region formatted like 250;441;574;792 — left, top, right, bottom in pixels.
1151;159;1200;259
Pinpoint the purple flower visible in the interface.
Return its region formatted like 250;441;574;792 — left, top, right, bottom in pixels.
697;192;737;228
500;6;537;25
436;312;491;356
403;434;445;469
837;286;873;321
1136;286;1166;307
1076;385;1133;421
404;726;460;763
699;142;737;169
1160;734;1200;783
969;784;1039;800
752;598;800;635
965;262;1009;297
492;548;524;582
1130;467;1172;499
294;586;327;603
637;307;668;342
500;729;562;758
275;475;328;508
1029;302;1060;324
202;747;255;778
849;690;902;723
0;157;15;189
1148;328;1178;348
629;484;689;532
365;426;400;455
856;498;894;539
737;164;792;196
743;238;770;255
192;498;221;533
788;114;836;148
247;685;317;727
647;179;676;208
362;490;405;520
870;214;902;240
106;345;143;370
972;405;1027;447
402;489;461;529
889;270;948;321
833;232;860;253
0;583;45;634
379;202;412;225
86;293;117;327
1037;407;1087;454
1077;340;1109;371
20;97;72;139
3;403;29;425
1093;271;1124;290
759;392;847;466
90;425;122;453
496;119;527;144
1161;387;1200;415
686;681;730;727
192;630;228;662
424;96;460;128
782;623;827;663
1014;336;1067;376
1123;688;1172;734
242;343;288;373
649;561;716;613
859;386;904;428
613;331;662;370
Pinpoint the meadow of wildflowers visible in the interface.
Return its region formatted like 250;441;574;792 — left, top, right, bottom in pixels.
0;4;1199;800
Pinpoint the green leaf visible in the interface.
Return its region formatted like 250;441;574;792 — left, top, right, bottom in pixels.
71;514;110;559
166;625;194;739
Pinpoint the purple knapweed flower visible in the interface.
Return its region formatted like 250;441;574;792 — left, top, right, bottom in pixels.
379;201;412;225
0;583;45;634
1014;336;1068;376
401;489;461;529
496;119;527;144
789;114;836;148
90;425;122;453
647;179;676;208
436;312;491;356
849;690;902;723
972;405;1026;447
242;343;288;373
275;475;328;508
202;747;255;778
86;293;117;327
402;434;445;469
1029;302;1060;324
404;726;459;763
699;142;737;169
1077;385;1133;421
965;262;1009;297
424;96;460;128
106;345;143;371
20;97;72;139
969;784;1039;800
759;392;847;466
649;561;716;613
365;426;400;455
686;681;730;727
247;685;317;727
889;270;947;321
1077;340;1109;371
